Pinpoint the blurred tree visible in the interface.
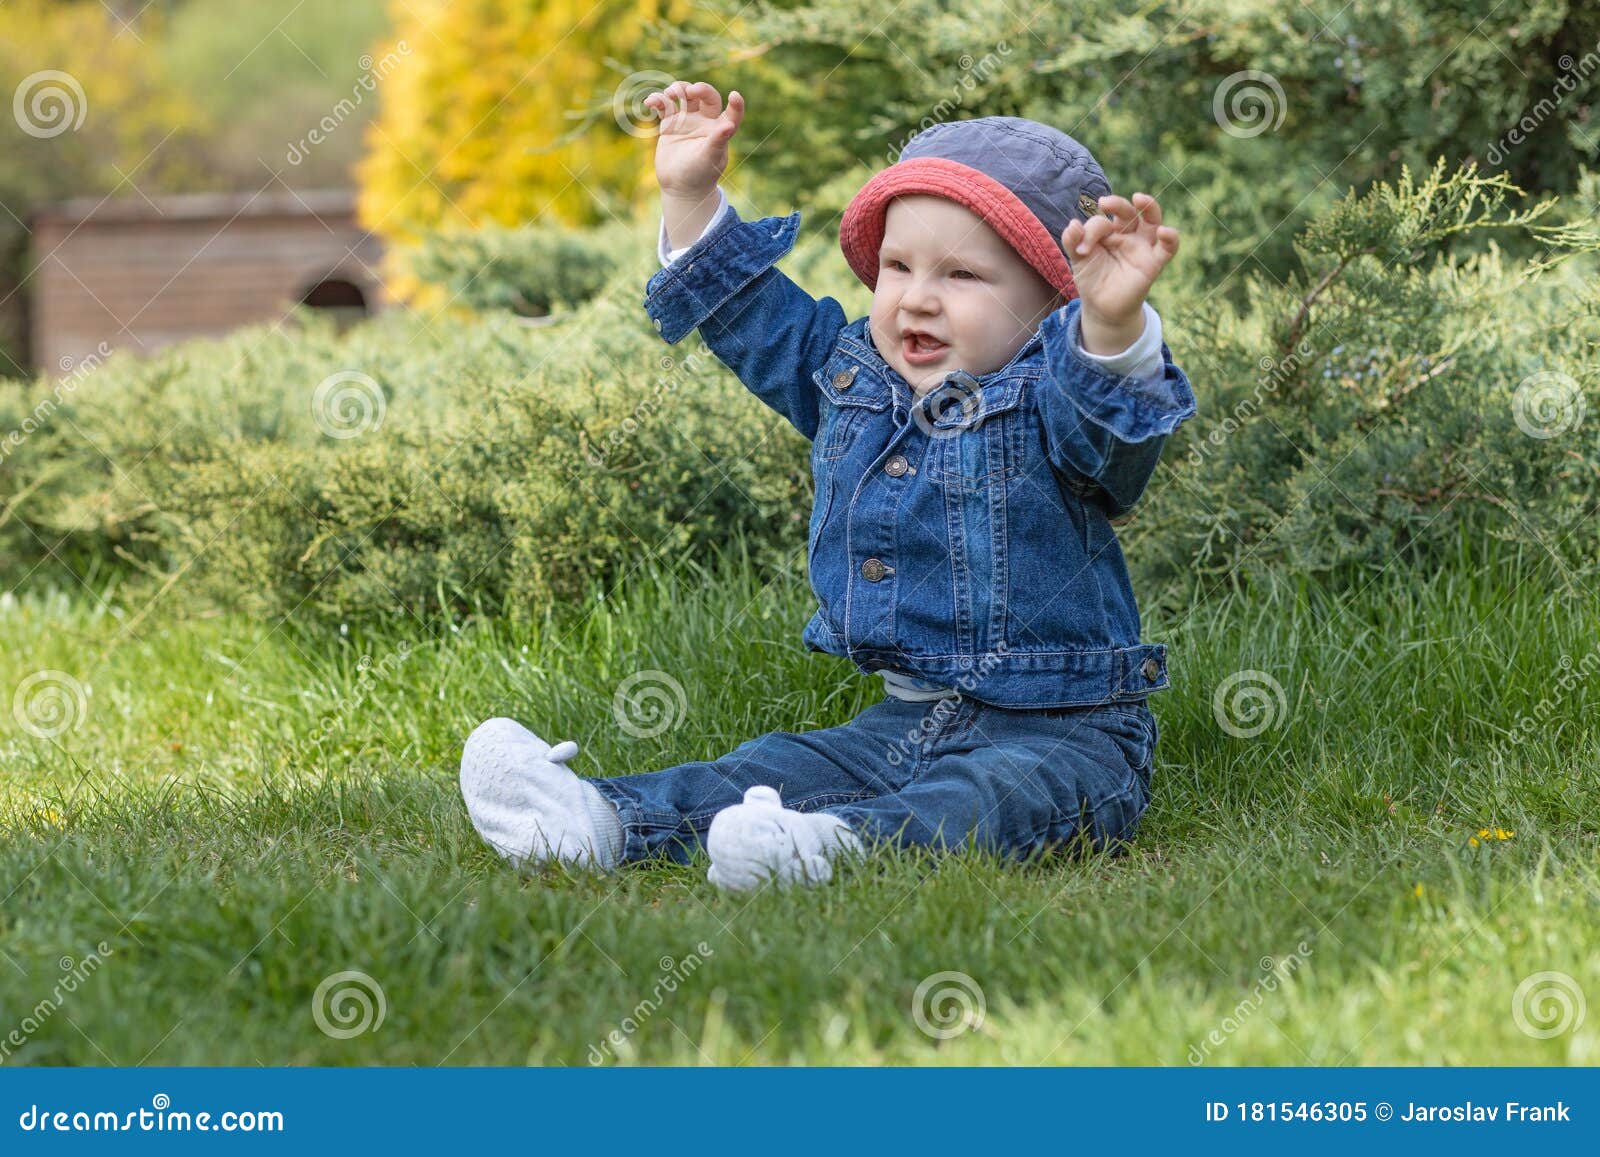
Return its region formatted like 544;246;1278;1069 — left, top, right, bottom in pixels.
0;0;208;377
640;0;1600;297
355;0;693;301
160;0;391;189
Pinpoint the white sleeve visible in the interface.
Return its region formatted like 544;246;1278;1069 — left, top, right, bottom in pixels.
1073;301;1164;383
659;187;732;266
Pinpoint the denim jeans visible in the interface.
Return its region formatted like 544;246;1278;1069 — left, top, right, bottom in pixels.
587;692;1157;865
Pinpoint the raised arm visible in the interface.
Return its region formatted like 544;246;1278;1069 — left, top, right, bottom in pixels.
642;82;844;441
1039;191;1197;516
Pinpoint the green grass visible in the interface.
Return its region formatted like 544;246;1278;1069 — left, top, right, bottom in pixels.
2;548;1598;1065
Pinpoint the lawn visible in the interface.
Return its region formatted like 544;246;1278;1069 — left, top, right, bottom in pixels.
2;546;1597;1065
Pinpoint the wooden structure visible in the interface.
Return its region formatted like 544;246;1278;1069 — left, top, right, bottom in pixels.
29;189;386;371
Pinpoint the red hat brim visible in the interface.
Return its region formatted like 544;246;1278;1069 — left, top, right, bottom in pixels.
839;156;1079;300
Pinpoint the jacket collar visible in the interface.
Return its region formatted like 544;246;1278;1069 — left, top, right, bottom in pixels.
833;317;1042;427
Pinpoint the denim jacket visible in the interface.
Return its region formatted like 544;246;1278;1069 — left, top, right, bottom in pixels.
643;205;1197;708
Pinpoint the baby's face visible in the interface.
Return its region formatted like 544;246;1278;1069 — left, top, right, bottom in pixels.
868;195;1064;395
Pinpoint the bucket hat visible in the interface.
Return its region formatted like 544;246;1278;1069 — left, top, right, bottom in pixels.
839;116;1112;300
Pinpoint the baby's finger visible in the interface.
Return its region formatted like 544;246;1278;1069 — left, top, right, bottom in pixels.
1076;214;1116;255
720;89;745;136
1097;194;1140;230
1156;225;1180;257
689;81;722;116
1131;191;1164;228
1060;219;1080;256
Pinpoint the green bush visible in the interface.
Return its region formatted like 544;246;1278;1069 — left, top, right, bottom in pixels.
1126;162;1600;610
665;0;1600;299
401;218;639;317
0;267;812;621
3;165;1597;624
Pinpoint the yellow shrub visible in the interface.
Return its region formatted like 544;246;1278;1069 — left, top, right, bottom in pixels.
357;0;691;303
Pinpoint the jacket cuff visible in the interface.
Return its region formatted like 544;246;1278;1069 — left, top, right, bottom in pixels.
1072;301;1164;382
659;187;732;266
1041;300;1197;441
644;207;802;343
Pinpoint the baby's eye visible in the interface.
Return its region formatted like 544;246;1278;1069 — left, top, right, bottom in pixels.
884;259;909;272
951;269;978;280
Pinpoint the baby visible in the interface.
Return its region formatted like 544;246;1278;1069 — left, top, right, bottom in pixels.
459;82;1196;891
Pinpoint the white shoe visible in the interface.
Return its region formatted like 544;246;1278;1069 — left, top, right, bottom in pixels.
460;717;618;869
706;786;862;892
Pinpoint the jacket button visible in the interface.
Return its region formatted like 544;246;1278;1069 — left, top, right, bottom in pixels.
884;454;909;477
831;366;857;390
860;558;890;582
653;318;662;331
1141;657;1161;681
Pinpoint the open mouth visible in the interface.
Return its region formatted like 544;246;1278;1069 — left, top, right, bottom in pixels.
902;330;948;364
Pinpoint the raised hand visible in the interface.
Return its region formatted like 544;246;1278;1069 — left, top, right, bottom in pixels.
642;81;746;200
1061;193;1180;351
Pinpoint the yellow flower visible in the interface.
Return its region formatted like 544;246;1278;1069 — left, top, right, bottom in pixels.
1413;882;1426;898
1468;827;1514;848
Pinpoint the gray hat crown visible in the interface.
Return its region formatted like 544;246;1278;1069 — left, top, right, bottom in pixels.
901;116;1112;244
